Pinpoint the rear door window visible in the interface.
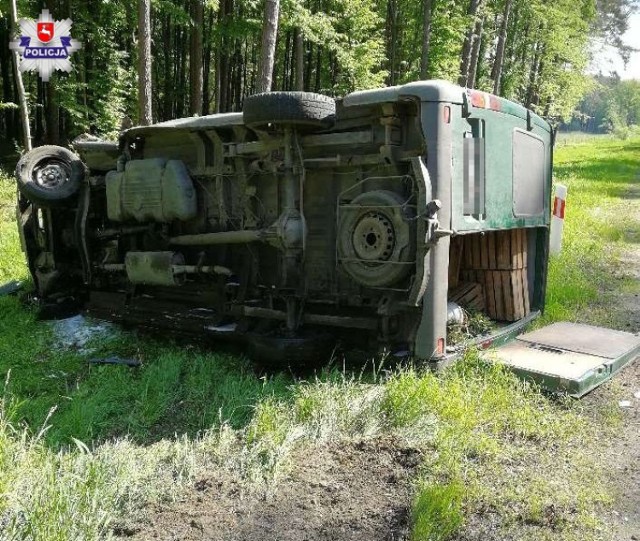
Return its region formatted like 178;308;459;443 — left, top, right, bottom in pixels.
513;129;545;217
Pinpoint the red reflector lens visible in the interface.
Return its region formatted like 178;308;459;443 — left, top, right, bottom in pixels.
437;338;445;354
443;105;450;124
469;91;485;108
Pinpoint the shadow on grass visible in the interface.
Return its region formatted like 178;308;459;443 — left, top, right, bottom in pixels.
554;157;639;185
0;295;387;451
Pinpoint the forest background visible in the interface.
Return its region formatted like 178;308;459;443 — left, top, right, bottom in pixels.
0;0;638;155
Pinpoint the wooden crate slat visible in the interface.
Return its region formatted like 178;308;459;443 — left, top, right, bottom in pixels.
449;281;484;312
522;268;531;314
448;236;464;289
503;270;515;321
485;271;496;318
512;269;523;320
496;232;510;270
480;234;489;269
487;231;496;269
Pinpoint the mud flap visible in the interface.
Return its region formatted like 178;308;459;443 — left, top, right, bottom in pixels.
492;322;640;397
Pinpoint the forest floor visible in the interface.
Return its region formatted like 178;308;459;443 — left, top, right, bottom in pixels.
0;134;638;541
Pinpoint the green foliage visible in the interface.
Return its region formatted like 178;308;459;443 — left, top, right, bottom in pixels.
412;481;464;541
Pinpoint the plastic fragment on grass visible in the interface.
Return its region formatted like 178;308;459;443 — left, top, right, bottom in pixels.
619;400;632;408
0;280;23;297
88;356;141;367
50;314;115;354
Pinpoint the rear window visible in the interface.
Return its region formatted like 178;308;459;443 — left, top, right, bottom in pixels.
513;130;545;216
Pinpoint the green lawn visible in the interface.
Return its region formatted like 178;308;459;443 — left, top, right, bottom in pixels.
0;135;637;540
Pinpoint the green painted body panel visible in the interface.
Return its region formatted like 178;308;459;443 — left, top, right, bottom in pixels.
451;108;552;232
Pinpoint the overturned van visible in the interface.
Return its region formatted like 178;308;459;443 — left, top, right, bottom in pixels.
14;80;552;363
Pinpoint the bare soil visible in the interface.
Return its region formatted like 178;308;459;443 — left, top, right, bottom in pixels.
586;244;640;541
113;438;420;541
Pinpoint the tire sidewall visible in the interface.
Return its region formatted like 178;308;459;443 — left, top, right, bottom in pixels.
15;145;85;206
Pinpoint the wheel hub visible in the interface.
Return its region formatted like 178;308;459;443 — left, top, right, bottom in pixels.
352;212;395;262
35;162;69;189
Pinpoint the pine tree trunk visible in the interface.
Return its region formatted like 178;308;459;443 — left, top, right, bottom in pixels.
138;0;153;125
10;0;31;150
420;0;433;79
0;19;15;139
203;8;214;113
294;27;304;91
45;81;59;144
491;0;512;95
458;0;483;87
386;0;398;85
467;17;484;88
190;0;204;116
162;15;173;120
257;0;280;93
305;41;313;92
314;45;322;92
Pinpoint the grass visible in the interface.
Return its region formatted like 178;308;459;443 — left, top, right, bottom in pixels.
544;134;640;325
0;134;638;540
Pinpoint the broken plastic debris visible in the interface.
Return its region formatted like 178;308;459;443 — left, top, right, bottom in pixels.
619;400;632;408
88;356;141;367
634;391;640;399
0;280;23;297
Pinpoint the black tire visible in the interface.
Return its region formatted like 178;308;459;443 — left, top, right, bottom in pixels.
15;145;85;206
243;91;336;130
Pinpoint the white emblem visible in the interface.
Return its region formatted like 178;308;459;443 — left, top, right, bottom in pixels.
9;9;82;82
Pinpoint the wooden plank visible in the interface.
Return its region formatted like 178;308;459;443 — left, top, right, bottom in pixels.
487;232;497;270
493;271;504;320
505;271;515;320
472;234;481;268
480;233;489;269
448;236;464;289
449;281;484;312
496;232;510;269
512;229;520;269
522;269;531;315
464;235;473;268
512;269;524;320
485;271;496;319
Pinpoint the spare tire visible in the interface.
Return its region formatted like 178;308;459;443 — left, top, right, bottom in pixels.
243;91;336;130
15;145;85;206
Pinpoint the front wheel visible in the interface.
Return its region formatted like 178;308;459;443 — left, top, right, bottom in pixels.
15;145;85;206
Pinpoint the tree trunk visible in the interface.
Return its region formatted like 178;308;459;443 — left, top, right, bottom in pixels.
491;0;513;95
257;0;280;93
0;19;15;139
190;0;204;116
386;0;398;85
420;0;433;79
45;81;59;144
458;0;483;87
294;27;304;91
526;44;542;108
467;17;484;88
10;0;31;150
203;7;214;113
162;15;173;120
138;0;153;125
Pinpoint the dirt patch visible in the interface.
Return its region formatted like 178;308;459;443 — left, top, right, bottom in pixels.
584;241;640;540
114;438;420;541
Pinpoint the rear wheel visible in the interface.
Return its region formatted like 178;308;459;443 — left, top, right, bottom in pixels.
15;145;85;206
243;91;336;130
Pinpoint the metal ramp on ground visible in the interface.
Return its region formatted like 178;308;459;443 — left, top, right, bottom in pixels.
493;322;640;397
